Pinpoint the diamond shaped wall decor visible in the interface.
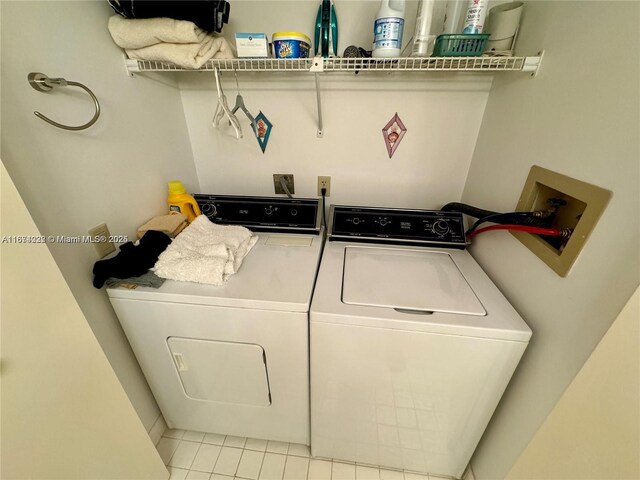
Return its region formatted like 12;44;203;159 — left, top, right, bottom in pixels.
382;113;407;158
255;111;273;153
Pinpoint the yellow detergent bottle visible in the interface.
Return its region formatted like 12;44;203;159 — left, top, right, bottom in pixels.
167;180;201;223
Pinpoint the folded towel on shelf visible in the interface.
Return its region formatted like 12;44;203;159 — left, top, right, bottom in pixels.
108;15;208;49
124;35;235;69
137;213;188;239
154;215;258;285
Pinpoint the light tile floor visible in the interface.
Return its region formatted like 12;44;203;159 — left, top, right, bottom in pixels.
157;429;431;480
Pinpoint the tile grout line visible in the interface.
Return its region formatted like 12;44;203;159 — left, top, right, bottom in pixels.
254;447;267;480
232;444;240;479
304;455;311;480
283;450;307;480
306;454;312;480
186;441;201;472
235;444;247;480
164;437;180;468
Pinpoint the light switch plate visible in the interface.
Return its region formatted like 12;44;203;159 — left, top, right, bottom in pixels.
88;223;116;259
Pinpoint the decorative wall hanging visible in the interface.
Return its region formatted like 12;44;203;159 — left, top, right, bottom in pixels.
255;111;273;153
382;113;407;158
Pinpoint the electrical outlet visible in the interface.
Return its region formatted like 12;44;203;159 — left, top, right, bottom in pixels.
273;174;295;195
88;223;116;259
317;176;331;196
513;166;611;277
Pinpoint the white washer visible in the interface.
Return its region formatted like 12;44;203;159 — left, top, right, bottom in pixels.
310;206;531;478
108;196;323;444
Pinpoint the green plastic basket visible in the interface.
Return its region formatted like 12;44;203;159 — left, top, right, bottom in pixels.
433;34;490;57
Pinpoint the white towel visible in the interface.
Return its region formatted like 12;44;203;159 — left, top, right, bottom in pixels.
155;215;258;285
125;35;235;69
108;15;207;49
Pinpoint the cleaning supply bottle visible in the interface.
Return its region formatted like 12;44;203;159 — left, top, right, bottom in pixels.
442;0;466;34
462;0;489;34
167;181;201;223
372;0;406;58
411;0;436;56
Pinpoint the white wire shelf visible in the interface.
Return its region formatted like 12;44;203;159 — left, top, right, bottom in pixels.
322;56;533;71
125;52;543;139
126;58;313;73
125;54;542;75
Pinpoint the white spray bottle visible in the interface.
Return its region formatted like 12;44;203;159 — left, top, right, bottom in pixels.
462;0;489;34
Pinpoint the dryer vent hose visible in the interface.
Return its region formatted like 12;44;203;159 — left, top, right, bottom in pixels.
441;202;562;240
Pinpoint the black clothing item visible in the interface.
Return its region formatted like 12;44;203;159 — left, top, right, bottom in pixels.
92;230;171;288
108;0;230;33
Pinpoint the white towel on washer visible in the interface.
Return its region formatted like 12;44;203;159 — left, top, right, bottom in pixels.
155;215;258;285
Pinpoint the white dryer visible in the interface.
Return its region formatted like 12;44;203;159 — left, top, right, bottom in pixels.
108;195;323;445
310;205;531;478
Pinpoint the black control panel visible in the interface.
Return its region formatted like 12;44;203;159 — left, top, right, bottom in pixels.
329;205;467;248
194;194;320;233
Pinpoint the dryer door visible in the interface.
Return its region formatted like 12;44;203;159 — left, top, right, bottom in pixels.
167;337;271;407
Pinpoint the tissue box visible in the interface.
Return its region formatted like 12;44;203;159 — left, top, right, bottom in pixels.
235;33;269;58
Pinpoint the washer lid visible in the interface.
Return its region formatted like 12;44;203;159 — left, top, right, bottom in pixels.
342;246;486;315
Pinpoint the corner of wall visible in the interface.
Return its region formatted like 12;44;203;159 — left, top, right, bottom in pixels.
461;1;640;478
0;0;199;431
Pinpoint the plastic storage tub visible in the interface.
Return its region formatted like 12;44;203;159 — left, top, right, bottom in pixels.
273;32;311;59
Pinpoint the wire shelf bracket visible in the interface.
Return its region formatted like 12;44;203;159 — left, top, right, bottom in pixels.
314;73;323;138
522;50;544;77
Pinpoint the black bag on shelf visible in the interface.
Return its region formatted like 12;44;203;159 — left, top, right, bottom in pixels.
108;0;230;33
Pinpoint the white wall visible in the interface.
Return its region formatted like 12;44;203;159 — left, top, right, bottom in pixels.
1;162;169;480
6;5;634;477
506;287;639;480
181;0;492;209
0;1;199;430
461;2;640;478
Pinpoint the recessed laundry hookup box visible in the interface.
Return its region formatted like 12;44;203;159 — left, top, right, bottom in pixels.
235;33;269;58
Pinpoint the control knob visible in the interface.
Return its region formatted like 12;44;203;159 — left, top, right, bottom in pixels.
433;220;450;236
352;218;361;225
378;218;389;227
201;203;216;216
264;206;274;216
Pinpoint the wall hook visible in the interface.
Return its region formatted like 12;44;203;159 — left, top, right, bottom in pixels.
28;72;100;131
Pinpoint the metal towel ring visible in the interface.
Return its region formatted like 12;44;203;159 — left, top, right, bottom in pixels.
28;72;100;131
